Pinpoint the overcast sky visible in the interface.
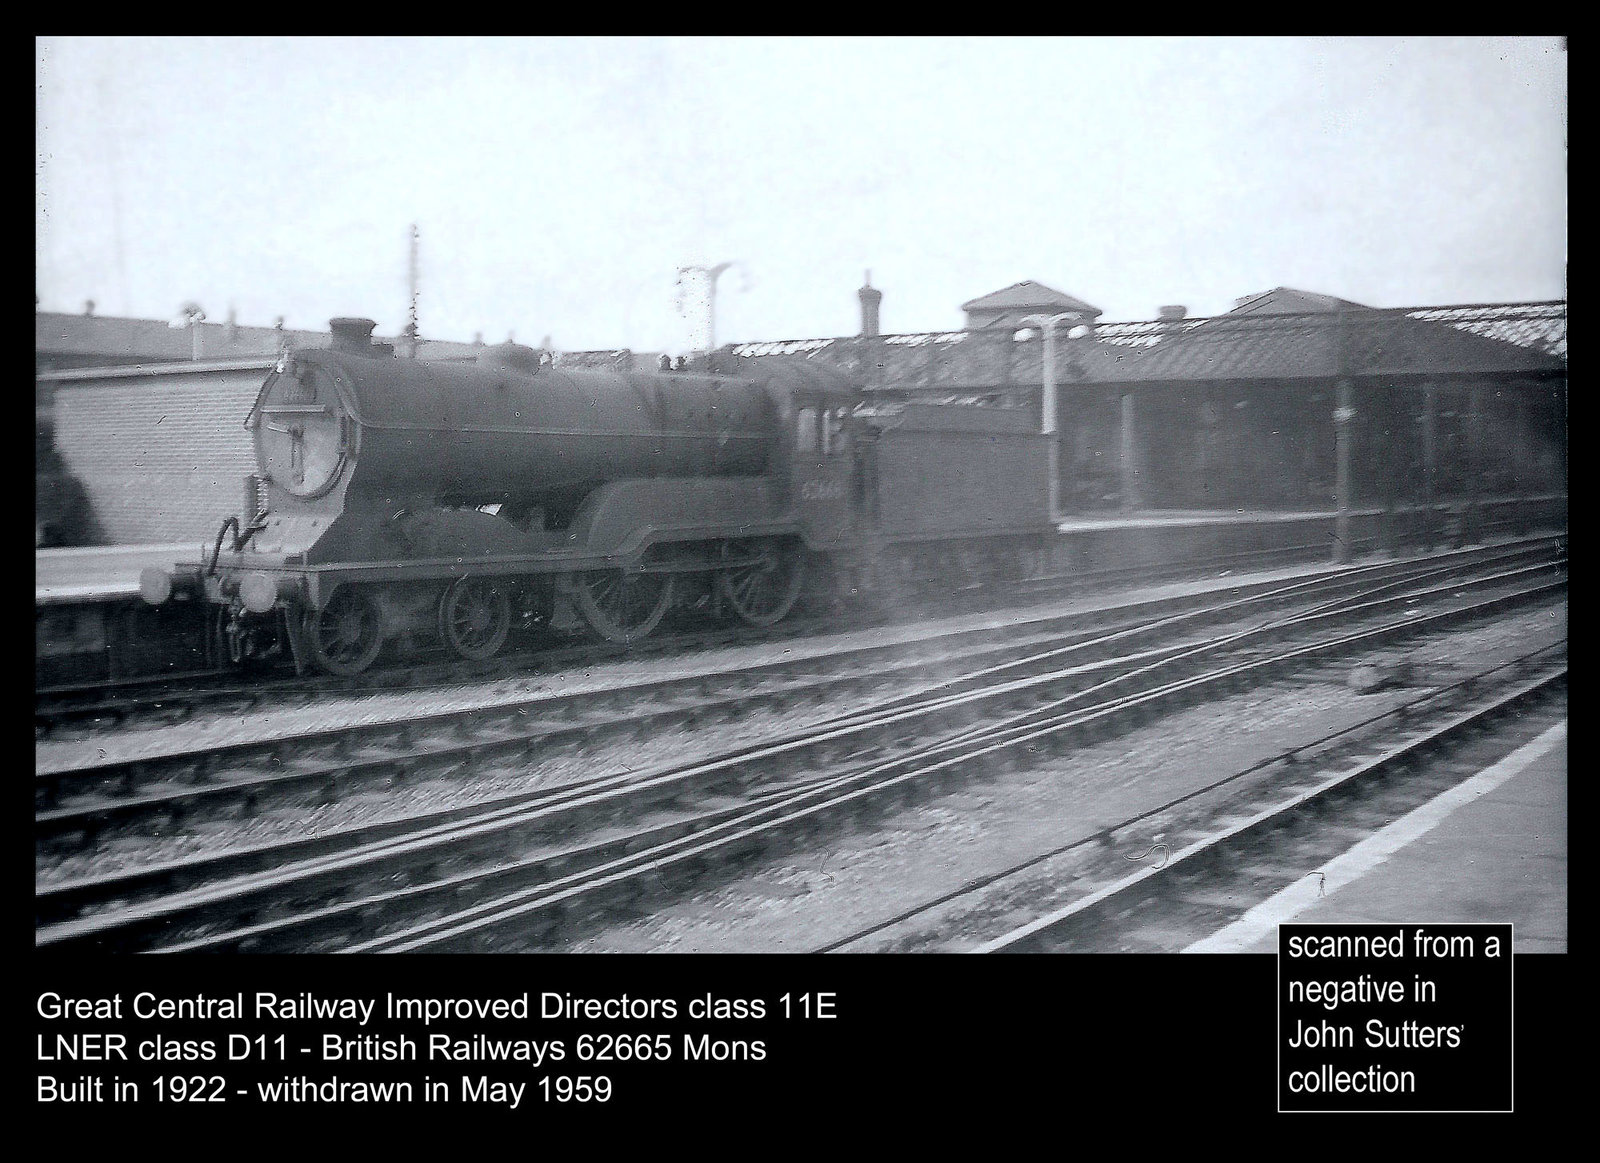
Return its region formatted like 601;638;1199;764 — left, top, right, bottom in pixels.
36;36;1566;353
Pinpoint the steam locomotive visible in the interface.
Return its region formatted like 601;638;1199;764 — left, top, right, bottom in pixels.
140;318;1055;675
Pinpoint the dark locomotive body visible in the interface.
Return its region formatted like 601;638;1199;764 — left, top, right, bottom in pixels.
142;317;1055;674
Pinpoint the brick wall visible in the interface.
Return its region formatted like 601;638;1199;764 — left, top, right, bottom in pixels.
53;367;263;545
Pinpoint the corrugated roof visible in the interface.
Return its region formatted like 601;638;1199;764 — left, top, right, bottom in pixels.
725;299;1564;394
960;281;1102;317
1056;306;1565;383
1228;287;1372;315
1080;316;1340;381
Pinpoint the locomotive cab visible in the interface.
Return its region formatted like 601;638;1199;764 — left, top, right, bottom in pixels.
789;395;861;548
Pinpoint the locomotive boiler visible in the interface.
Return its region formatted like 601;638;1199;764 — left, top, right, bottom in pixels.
142;318;866;674
141;316;1060;676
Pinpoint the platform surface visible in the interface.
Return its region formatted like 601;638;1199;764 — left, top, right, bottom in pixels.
1186;723;1568;954
1054;507;1356;532
35;504;1561;607
32;510;1352;605
35;543;198;605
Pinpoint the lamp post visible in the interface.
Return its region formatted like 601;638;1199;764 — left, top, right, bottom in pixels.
1333;386;1355;563
1020;312;1076;522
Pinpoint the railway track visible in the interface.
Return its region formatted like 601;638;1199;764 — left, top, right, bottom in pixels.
33;536;1385;736
35;541;1557;849
339;580;1569;956
965;657;1566;955
35;545;1564;953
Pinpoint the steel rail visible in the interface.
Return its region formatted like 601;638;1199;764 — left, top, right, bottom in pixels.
43;572;1558;954
972;665;1566;954
38;539;1558;807
37;540;1561;857
345;589;1567;955
39;530;1538;734
36;536;1364;732
811;642;1566;952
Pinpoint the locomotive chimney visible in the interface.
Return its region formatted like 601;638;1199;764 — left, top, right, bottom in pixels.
329;317;378;355
858;270;882;337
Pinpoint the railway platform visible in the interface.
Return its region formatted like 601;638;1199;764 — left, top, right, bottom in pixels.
36;494;1565;610
35;515;1347;606
1054;507;1357;532
33;515;1564;693
1186;722;1568;954
35;543;198;606
36;544;216;686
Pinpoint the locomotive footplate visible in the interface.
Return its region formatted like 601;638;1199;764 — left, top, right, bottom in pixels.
196;540;815;611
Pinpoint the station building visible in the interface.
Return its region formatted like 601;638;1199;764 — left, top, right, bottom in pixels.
959;281;1101;332
37;284;1566;548
35;308;669;545
733;281;1568;533
35;309;482;546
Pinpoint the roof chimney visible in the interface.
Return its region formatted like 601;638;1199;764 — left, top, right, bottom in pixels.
83;300;95;316
858;270;883;337
1158;305;1187;321
329;317;378;355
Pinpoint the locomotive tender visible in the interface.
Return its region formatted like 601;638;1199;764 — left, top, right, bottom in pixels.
141;317;1055;675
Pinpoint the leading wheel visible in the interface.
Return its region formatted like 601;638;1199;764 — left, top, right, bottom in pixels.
574;569;675;643
305;586;385;676
438;577;511;660
716;538;804;626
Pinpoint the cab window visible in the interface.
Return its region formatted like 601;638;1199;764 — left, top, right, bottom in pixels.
822;409;846;455
796;407;819;452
